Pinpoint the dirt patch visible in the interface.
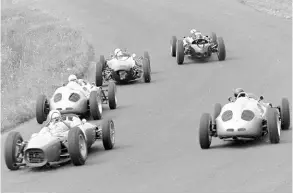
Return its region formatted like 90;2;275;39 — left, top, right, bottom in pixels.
239;0;292;19
1;4;95;132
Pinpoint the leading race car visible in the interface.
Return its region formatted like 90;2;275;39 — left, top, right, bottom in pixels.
36;75;117;124
170;32;226;65
96;49;151;85
199;92;291;149
4;111;115;170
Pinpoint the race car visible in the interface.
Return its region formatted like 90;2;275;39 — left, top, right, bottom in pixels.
96;50;151;85
199;92;291;149
4;113;115;170
35;78;117;124
170;32;226;65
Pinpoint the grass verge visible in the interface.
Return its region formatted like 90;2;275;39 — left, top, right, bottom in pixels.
239;0;292;19
1;5;95;133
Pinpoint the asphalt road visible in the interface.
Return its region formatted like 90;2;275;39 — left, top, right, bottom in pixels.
1;0;292;192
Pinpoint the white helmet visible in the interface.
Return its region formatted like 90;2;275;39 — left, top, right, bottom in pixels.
190;29;197;34
48;110;61;122
68;74;77;82
114;48;121;56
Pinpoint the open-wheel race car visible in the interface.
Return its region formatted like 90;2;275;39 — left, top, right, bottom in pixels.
36;78;117;124
199;92;291;149
170;32;226;65
95;50;151;85
4;113;115;170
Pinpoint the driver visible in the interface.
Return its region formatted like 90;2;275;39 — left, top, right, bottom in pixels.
234;88;245;98
183;29;208;46
67;74;91;98
39;110;69;135
113;48;132;58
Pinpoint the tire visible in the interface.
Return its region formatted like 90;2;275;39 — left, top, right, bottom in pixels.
199;113;212;149
4;131;23;170
213;103;222;123
170;36;177;57
100;55;106;68
280;98;290;130
95;62;104;87
176;39;184;65
102;118;115;150
210;32;217;44
36;94;49;124
217;37;226;61
144;51;150;61
68;127;88;166
89;90;102;120
142;58;151;83
108;81;117;109
267;108;280;144
144;51;151;72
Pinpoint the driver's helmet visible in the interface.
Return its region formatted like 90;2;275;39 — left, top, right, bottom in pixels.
234;88;245;97
48;110;62;123
190;29;197;34
114;48;122;56
68;74;77;82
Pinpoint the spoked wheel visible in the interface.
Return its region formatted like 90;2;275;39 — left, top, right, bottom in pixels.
89;90;103;120
102;118;115;150
68;127;88;166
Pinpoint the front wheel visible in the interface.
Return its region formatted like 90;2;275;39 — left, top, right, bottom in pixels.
68;127;88;166
217;37;226;61
176;39;184;65
4;131;24;170
36;94;49;124
267;108;280;144
108;81;117;109
199;113;213;149
102;118;115;150
142;58;151;83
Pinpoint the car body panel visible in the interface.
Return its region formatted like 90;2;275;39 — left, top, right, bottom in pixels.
216;97;268;138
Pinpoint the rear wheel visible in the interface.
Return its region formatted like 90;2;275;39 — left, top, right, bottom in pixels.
199;113;212;149
217;37;226;61
176;39;184;65
267;108;280;144
89;90;102;120
142;58;151;83
108;81;117;109
36;94;49;124
95;62;104;87
68;127;88;166
210;32;217;44
100;55;106;68
170;36;177;57
280;98;290;130
102;118;115;150
4;131;24;170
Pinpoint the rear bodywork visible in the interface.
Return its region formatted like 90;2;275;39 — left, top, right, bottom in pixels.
49;82;101;115
188;41;212;59
216;97;268;139
106;56;142;83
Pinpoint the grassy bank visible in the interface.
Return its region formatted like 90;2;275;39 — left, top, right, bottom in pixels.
239;0;292;19
1;5;95;132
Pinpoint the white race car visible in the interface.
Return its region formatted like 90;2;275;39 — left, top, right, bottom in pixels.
96;51;151;85
199;92;291;149
36;79;117;124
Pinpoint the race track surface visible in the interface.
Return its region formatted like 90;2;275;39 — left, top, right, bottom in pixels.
1;0;292;192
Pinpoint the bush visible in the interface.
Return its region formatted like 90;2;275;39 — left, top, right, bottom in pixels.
1;6;95;132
